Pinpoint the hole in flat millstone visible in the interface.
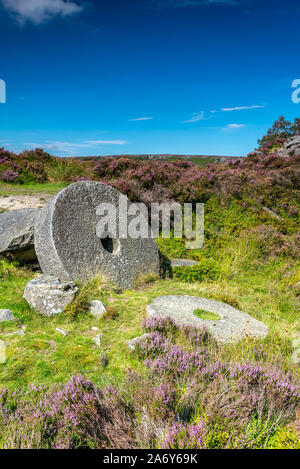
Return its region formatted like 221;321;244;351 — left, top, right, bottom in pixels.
193;308;221;321
100;235;120;255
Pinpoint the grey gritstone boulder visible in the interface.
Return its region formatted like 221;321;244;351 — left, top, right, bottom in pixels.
23;275;78;317
0;208;40;262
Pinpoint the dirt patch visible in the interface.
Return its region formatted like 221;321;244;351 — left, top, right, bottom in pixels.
0;195;52;211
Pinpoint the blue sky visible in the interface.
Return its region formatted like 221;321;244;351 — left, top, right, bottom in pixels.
0;0;299;156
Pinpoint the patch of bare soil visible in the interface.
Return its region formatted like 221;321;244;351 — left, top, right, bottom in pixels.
0;194;52;211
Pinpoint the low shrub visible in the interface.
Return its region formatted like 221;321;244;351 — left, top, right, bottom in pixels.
171;258;220;282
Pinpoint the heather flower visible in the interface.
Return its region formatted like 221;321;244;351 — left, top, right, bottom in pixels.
142;316;178;337
1;169;18;182
73;176;91;182
159;420;207;449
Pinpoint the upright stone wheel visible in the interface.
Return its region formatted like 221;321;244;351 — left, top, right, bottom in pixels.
34;182;159;289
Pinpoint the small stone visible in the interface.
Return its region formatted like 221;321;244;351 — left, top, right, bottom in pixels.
126;333;151;351
56;327;68;336
92;334;102;347
0;309;15;322
171;259;199;267
262;207;284;221
0;340;6;364
7;330;25;337
91;327;99;331
89;300;106;319
291;349;300;365
292;338;300;349
23;275;78;317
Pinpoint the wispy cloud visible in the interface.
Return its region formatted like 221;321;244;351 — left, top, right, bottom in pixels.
129;117;153;121
183;111;205;123
221;105;264;111
183;110;218;123
1;0;84;25
25;139;128;155
85;140;128;145
226;123;245;129
141;0;243;10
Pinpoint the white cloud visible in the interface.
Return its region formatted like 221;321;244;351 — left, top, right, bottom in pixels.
221;105;264;111
129;117;153;121
1;0;84;25
226;123;245;129
183;111;205;123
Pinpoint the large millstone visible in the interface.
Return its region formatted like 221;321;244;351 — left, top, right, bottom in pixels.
147;295;269;343
34;182;159;289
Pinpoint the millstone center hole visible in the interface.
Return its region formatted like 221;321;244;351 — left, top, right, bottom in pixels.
193;308;221;321
101;236;120;255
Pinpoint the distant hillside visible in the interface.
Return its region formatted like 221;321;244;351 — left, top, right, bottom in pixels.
76;154;242;167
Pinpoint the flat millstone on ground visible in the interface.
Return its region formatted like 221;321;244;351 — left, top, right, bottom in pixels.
146;295;269;343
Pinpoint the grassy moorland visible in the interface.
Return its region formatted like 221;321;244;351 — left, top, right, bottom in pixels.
0;118;299;449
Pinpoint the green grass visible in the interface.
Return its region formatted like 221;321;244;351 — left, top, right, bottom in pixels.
0;252;298;389
193;309;221;321
0;182;67;196
168;156;222;167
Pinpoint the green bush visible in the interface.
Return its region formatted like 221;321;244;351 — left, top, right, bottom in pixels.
267;426;300;449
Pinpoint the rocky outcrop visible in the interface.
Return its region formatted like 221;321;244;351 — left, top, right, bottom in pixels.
0;208;40;263
284;135;300;157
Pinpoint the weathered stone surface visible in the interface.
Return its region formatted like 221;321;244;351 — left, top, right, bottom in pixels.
7;330;25;337
23;275;78;317
0;208;40;262
292;338;300;349
34;182;159;290
147;295;268;343
0;340;6;364
291;349;300;365
92;334;102;347
0;309;15;322
56;327;68;336
262;207;284;221
171;259;199;267
89;300;106;319
284;135;300;157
